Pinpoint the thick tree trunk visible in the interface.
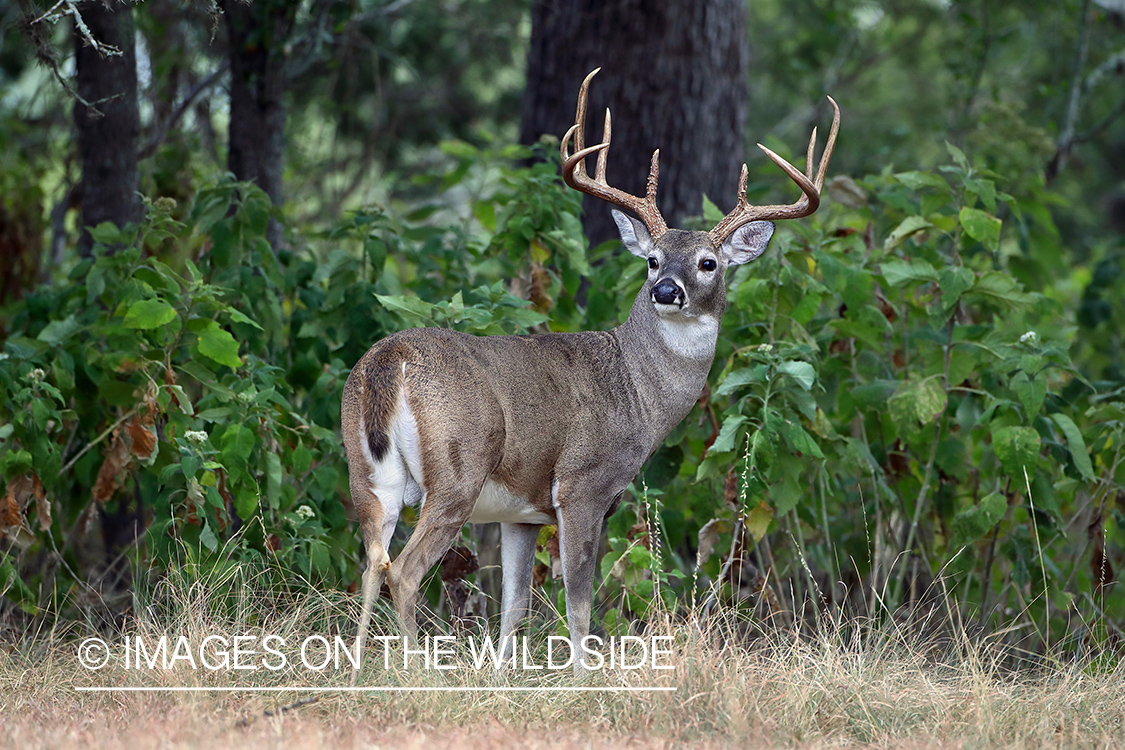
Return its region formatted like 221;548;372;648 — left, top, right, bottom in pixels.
74;0;142;255
521;0;749;246
223;0;295;249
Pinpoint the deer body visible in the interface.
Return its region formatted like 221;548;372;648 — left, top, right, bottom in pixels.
345;69;838;683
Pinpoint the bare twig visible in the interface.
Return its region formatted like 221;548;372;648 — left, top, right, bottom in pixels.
1048;0;1093;183
138;65;228;160
235;696;320;728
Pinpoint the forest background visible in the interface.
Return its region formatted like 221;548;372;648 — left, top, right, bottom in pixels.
1;0;1124;669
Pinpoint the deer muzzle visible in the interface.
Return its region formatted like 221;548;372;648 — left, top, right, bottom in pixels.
652;278;685;308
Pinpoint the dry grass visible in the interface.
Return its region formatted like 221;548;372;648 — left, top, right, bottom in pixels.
2;567;1123;749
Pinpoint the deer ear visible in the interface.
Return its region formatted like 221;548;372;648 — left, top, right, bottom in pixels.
612;209;654;258
722;221;775;266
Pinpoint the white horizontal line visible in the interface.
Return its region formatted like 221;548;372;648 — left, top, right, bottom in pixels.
74;685;675;693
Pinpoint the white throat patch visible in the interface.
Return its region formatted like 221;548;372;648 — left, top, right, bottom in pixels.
655;314;719;360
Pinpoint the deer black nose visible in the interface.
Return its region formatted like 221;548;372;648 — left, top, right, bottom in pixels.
652;278;684;306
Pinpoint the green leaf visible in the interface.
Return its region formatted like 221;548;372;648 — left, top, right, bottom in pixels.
945;142;969;171
715;366;766;397
199;521;218;552
781;421;825;459
966;272;1036;309
234;488;259;519
228;309;264;331
938;266;975;312
123;299;177;330
473;201;496;232
701;194;724;224
744;501;775;543
884;216;933;251
36;315;82;345
777;361;816;391
1010;371;1046;420
265;452;283;509
959;207;1001;252
1050;413;1095;482
880;259;938;287
965;177;997;214
310;541;330;576
889;378;947;428
894;171;949;191
196;321;242;368
992;425;1040;477
220;424;255;465
950;492;1007;547
375;294;435;324
710;414;749;454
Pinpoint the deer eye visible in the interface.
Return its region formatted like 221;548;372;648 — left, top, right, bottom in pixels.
648;257;659;270
699;258;717;272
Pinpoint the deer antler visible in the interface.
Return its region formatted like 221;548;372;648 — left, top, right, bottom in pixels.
709;97;841;246
560;68;668;241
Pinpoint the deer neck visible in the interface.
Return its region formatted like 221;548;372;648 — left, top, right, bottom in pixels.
612;288;721;435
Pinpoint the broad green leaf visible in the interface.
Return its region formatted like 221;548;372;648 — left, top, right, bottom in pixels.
965;177;997;214
702;194;724;224
772;474;802;515
889;378;947;428
880;258;939;287
498;307;548;330
959;207;1001;252
123;299;177;330
744;501;775;543
265;452;283;509
228;308;264;331
894;171;949;191
36;315;82;344
375;293;435;323
950;492;1007;547
966;272;1036;309
938;266;975;312
199;521;218;552
196;321;242;368
945;142;969;171
992;425;1040;477
310;541;330;575
235;487;259;519
1010;371;1046;420
777;361;816;391
710;414;749;454
1050;413;1095;482
884;216;934;251
220;424;255;465
715;366;766;397
781;421;824;459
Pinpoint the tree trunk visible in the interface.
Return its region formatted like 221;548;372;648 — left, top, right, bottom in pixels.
74;0;142;255
521;0;749;246
223;0;295;250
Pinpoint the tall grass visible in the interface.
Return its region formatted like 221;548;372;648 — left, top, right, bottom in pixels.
3;562;1123;749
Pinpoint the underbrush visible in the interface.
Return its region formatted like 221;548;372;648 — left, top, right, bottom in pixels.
3;565;1123;749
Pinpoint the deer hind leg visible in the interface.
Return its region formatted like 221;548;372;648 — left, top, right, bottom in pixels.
387;495;479;645
348;422;412;685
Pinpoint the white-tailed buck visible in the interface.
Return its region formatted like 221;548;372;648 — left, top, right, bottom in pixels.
343;68;839;681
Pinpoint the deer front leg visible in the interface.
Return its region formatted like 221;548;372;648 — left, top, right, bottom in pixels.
556;492;614;672
498;522;539;662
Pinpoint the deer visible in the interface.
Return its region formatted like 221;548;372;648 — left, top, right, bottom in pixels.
342;68;839;682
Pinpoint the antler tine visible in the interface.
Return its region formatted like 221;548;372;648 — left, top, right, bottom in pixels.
595;108;610;182
708;95;841;246
560;68;668;240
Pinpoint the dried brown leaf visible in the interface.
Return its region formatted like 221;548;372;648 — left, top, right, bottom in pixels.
93;427;131;505
125;416;157;459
